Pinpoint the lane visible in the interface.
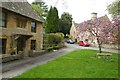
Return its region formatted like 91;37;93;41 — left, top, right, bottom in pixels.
65;43;119;53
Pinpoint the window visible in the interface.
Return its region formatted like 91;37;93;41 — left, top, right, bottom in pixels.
31;40;36;50
0;12;7;27
17;18;27;28
31;22;36;32
0;39;2;54
0;39;7;54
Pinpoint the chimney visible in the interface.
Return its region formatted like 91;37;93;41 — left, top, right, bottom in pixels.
91;12;97;21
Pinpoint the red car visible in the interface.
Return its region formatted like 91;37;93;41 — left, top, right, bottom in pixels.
78;41;90;47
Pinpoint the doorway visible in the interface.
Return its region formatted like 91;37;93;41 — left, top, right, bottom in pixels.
17;36;26;53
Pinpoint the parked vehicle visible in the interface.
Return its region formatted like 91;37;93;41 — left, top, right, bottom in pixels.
78;41;90;46
66;39;74;44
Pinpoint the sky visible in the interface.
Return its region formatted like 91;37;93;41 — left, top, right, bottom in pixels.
27;0;115;23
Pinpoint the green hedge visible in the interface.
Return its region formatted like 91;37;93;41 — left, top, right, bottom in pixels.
47;46;61;52
46;33;64;47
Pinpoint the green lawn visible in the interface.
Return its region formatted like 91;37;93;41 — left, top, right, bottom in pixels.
15;49;118;78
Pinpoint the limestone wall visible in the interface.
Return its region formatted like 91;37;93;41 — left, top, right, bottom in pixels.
1;10;43;55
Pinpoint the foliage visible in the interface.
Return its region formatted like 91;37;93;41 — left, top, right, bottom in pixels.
46;33;64;47
109;18;120;44
107;0;120;17
59;12;73;35
45;6;59;33
15;50;118;78
47;46;60;51
31;4;43;18
31;0;48;20
81;16;115;53
53;46;60;50
47;47;54;51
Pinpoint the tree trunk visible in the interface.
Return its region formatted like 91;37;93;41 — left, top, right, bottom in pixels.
97;37;102;53
98;43;102;53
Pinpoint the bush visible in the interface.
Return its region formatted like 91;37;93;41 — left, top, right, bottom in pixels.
47;47;54;51
53;46;60;50
46;33;64;47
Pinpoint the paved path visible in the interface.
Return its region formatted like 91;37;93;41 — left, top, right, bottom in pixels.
2;43;119;78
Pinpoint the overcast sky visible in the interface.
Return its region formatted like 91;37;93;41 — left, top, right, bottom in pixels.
27;0;115;23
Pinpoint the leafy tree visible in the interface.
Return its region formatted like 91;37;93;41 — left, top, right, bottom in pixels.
107;0;120;18
32;0;48;19
45;6;59;33
59;12;72;35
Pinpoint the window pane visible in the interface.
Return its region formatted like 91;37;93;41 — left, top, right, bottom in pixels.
31;40;36;50
2;12;6;20
2;21;5;27
0;12;2;20
31;22;36;32
1;12;7;27
32;22;35;28
0;20;2;27
2;39;7;54
0;39;2;54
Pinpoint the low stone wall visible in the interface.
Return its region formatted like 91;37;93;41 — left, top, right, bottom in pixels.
101;44;119;50
2;51;24;63
90;43;119;50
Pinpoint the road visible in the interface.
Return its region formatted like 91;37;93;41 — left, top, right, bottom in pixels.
2;43;119;78
66;43;119;53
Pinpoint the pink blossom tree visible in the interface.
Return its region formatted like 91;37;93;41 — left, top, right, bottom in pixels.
86;16;117;53
76;15;119;53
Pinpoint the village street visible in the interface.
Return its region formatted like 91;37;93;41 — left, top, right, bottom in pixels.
2;43;119;78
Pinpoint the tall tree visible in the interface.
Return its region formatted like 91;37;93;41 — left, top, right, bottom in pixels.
59;12;72;35
107;0;120;18
45;6;59;33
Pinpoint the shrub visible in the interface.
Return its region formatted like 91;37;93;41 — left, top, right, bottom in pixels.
53;46;60;50
46;33;64;47
47;47;54;51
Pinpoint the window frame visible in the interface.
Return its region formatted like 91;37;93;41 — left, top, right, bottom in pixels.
1;39;7;54
16;17;27;28
31;40;36;50
31;21;36;32
0;12;7;28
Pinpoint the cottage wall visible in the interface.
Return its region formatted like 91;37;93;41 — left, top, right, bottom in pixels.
1;10;43;55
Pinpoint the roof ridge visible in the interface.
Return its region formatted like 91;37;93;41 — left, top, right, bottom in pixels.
2;1;43;22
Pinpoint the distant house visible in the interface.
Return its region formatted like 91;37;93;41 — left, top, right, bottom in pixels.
0;1;43;56
70;13;111;46
70;21;78;42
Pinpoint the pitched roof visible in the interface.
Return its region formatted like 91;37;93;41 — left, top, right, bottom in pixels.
1;0;43;22
77;15;111;31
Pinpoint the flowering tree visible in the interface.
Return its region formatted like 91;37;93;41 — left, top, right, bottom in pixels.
76;15;119;53
109;18;120;44
88;17;120;53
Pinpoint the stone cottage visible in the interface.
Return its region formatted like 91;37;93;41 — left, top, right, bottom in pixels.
70;13;114;47
0;1;43;57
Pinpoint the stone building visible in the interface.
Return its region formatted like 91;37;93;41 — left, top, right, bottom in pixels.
70;13;113;47
0;1;43;56
70;21;78;42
